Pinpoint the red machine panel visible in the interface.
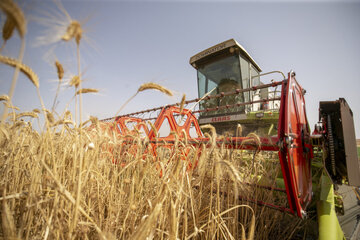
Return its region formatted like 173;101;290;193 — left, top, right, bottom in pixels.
148;106;203;141
278;72;313;218
115;116;149;136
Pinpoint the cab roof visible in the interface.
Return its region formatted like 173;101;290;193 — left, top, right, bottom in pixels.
189;39;262;72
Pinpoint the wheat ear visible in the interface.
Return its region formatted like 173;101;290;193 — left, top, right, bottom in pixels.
76;88;99;95
0;95;10;102
55;61;64;80
0;55;39;88
0;0;26;38
138;82;173;96
179;94;186;113
2;16;15;42
114;82;173;117
62;21;82;45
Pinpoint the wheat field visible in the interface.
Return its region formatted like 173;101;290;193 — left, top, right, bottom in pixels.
0;1;311;239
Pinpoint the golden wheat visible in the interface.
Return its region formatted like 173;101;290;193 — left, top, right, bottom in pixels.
0;0;26;38
76;88;99;95
138;82;173;96
2;16;15;42
15;111;38;119
55;60;64;80
1;193;17;239
69;75;80;88
237;123;243;137
89;115;98;125
179;93;186;113
0;55;39;88
0;2;311;239
53;119;74;127
45;109;55;124
62;20;82;45
148;120;158;137
0;95;10;102
0;114;306;239
32;108;40;113
2;102;19;111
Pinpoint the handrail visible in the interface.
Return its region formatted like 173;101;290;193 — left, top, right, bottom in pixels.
193;97;281;114
252;70;286;80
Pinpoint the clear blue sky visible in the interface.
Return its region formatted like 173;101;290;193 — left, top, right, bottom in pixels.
1;0;360;137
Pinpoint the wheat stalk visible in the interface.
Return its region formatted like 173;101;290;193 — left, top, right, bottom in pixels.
45;110;55;124
1;190;17;239
51;61;65;112
89;116;98;125
32;108;40;114
0;0;27;124
16;112;38;119
2;16;15;42
76;88;99;95
138;82;173;96
0;0;26;38
200;124;217;146
0;95;10;102
62;20;82;45
187;86;216;114
179;94;186;113
0;55;39;88
55;60;64;80
52;119;74;127
69;75;80;88
114;82;173;117
2;102;19;111
148;121;158;137
0;3;310;238
236;124;243;137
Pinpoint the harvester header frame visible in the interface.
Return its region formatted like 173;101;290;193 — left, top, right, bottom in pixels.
100;72;314;219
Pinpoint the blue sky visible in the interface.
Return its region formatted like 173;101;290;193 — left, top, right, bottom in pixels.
1;0;360;136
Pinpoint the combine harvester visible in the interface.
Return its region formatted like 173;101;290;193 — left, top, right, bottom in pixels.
101;39;360;239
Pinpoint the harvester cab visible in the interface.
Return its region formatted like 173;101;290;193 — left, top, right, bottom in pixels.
190;39;280;136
